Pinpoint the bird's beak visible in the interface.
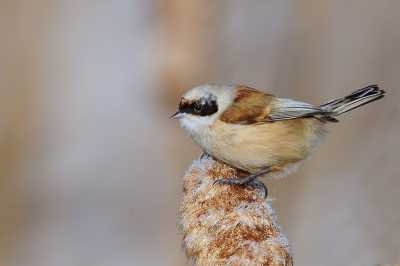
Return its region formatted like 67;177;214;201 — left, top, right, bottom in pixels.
169;111;185;119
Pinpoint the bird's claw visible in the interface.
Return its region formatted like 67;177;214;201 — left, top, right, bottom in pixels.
212;167;271;198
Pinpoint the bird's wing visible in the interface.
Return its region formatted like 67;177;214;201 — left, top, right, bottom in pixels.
219;86;329;124
266;98;327;121
219;86;277;124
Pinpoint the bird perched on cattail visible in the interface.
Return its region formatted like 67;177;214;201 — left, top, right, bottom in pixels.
171;84;385;197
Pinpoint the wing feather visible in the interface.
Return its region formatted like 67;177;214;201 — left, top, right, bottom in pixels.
267;98;325;121
219;86;277;124
220;87;327;124
219;85;384;125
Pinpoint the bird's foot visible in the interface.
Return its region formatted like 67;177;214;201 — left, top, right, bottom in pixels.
213;167;271;198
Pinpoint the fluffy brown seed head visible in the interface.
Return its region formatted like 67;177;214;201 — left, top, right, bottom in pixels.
180;154;293;265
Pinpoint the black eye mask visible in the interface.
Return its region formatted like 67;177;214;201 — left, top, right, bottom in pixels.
179;94;218;117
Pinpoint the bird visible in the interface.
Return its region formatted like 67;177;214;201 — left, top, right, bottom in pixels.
170;84;385;198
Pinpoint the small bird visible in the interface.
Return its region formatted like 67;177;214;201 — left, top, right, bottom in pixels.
170;84;385;198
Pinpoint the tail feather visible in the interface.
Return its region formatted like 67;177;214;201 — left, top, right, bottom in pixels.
319;85;385;118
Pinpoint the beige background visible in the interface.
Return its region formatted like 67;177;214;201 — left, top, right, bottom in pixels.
1;1;399;265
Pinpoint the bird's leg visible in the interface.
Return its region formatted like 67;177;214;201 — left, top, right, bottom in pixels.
200;151;209;159
213;167;271;198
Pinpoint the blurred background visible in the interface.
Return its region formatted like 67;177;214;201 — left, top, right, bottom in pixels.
0;0;399;265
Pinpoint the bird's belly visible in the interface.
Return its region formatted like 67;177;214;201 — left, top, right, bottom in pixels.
208;119;326;176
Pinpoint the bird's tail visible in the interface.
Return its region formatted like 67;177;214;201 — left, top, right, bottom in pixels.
319;85;385;119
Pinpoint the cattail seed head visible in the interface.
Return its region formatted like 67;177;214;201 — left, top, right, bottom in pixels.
179;154;293;266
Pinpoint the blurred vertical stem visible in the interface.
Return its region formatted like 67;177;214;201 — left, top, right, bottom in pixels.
179;154;293;266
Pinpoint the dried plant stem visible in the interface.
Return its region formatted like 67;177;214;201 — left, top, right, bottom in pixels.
179;154;293;266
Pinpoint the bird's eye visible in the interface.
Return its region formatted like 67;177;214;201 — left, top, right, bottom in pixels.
194;104;202;111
